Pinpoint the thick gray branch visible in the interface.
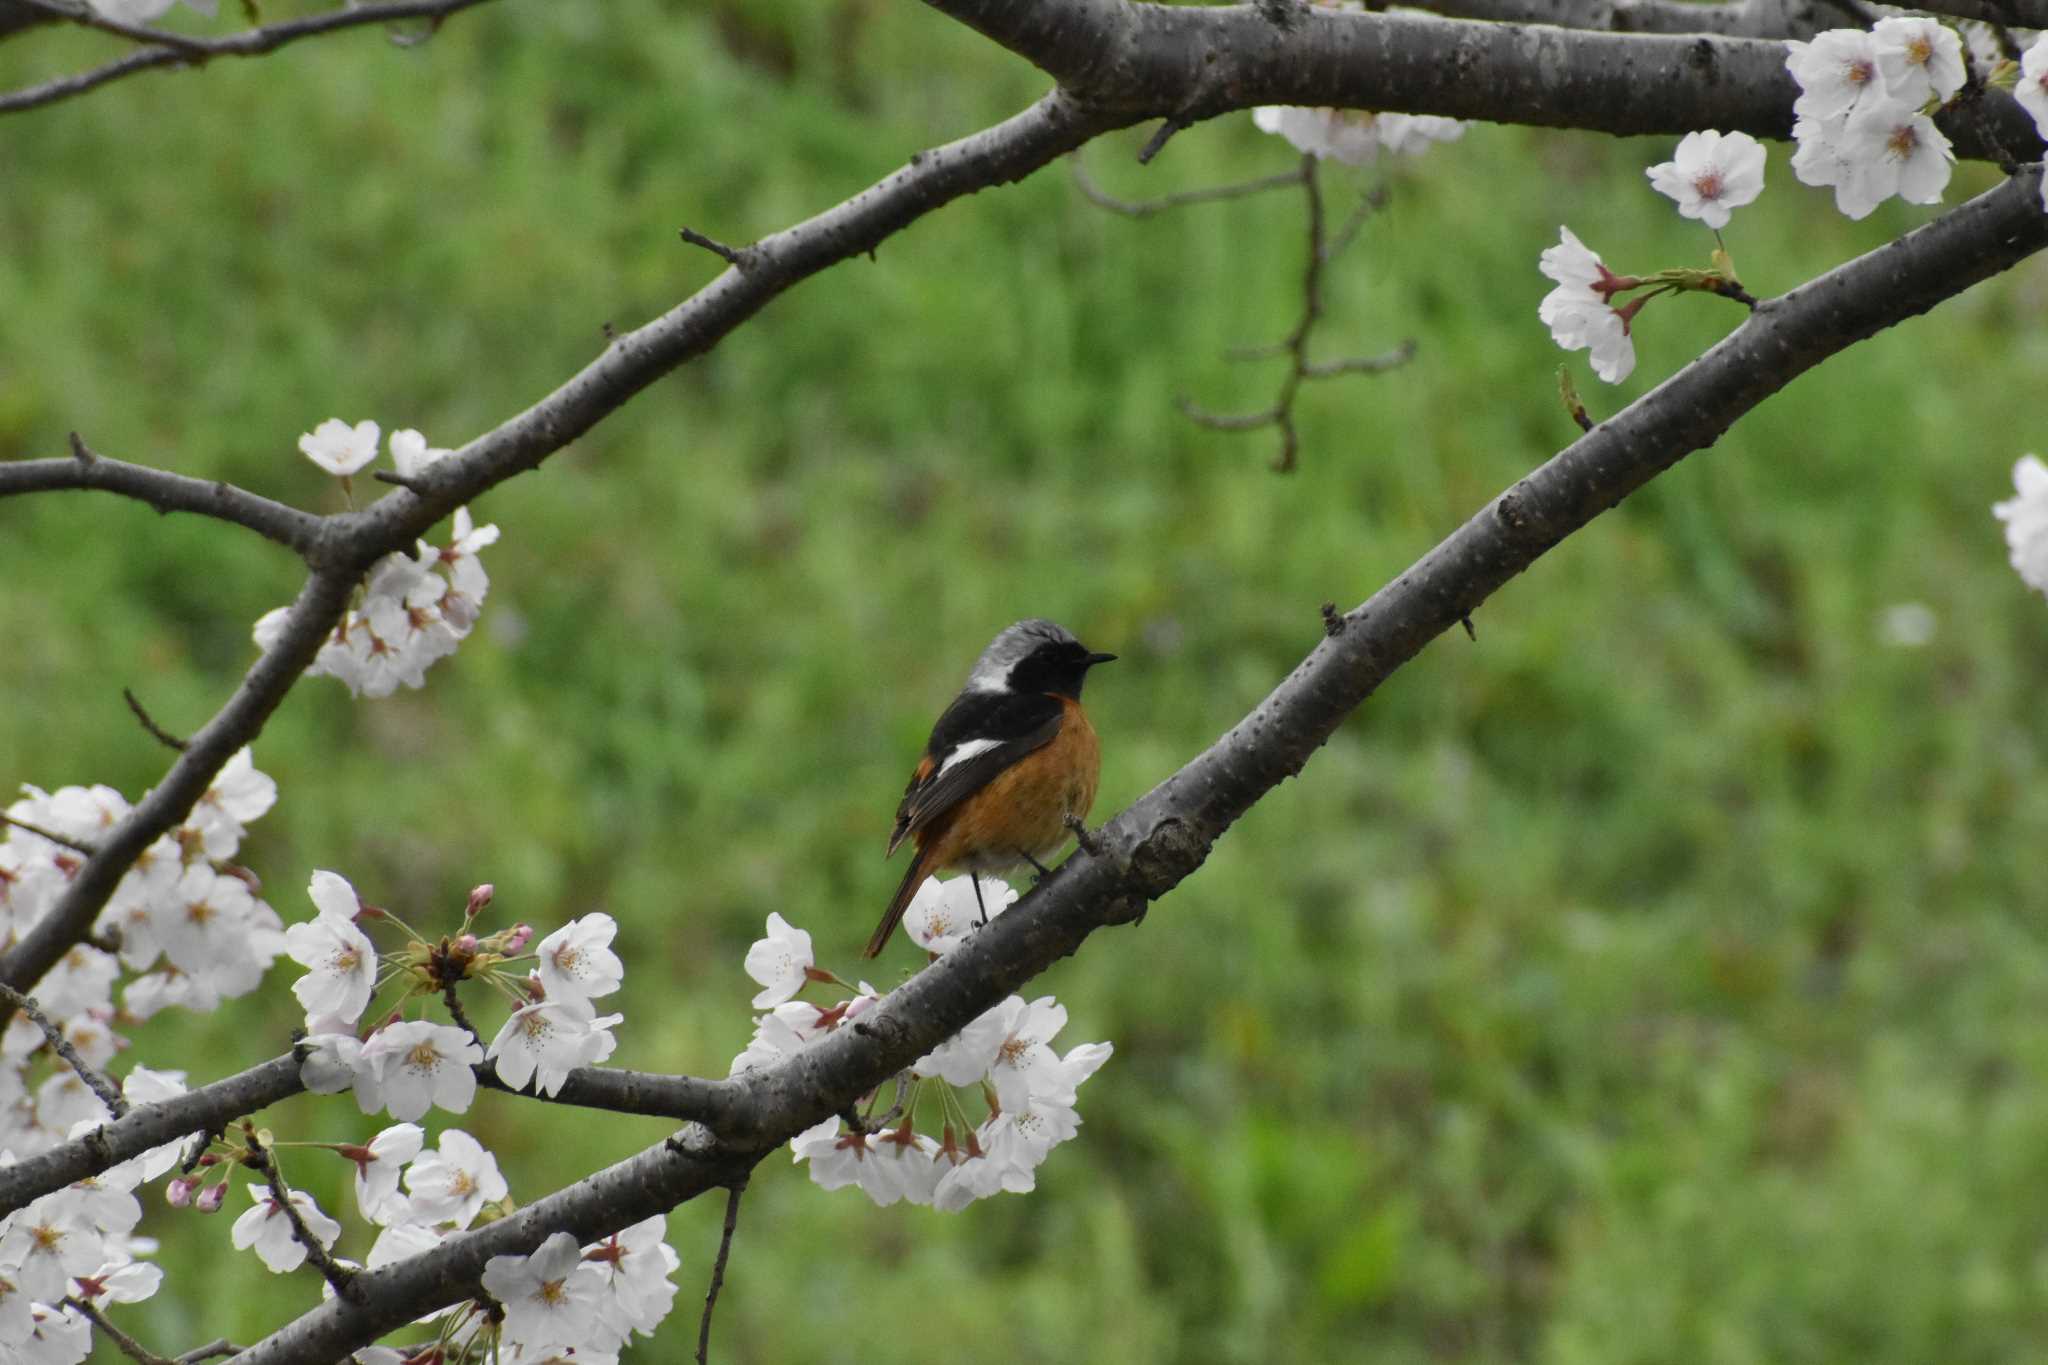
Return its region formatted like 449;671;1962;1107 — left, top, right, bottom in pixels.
925;0;2041;162
229;166;2048;1365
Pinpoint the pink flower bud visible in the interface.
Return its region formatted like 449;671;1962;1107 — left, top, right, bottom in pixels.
165;1176;194;1208
195;1181;227;1214
502;923;533;954
453;934;479;956
465;884;495;917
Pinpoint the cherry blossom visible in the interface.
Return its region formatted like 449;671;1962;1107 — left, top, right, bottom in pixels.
403;1129;507;1227
389;428;452;480
359;1021;482;1121
1870;16;1964;109
487;997;621;1096
743;912;814;1007
298;418;380;477
902;874;1015;956
1536;227;1636;384
1645;130;1766;230
1834;101;1954;218
535;912;624;1004
479;1232;606;1350
348;1123;423;1223
1994;454;2048;596
581;1215;682;1345
229;1184;342;1274
1785;29;1886;120
285;872;378;1025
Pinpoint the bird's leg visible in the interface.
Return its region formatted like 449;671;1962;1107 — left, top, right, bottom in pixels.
1021;851;1053;880
972;875;989;927
1064;813;1103;857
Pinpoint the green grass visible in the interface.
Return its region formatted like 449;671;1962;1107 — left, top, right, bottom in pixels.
3;2;2048;1361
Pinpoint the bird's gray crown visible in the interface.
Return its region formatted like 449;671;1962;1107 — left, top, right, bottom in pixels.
964;618;1078;693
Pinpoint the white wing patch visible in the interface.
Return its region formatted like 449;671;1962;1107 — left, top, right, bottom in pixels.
935;737;1003;776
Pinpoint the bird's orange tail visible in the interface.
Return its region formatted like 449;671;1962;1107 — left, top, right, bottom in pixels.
863;846;937;958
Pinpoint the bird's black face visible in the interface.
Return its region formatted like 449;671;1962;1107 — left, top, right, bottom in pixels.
1008;638;1116;699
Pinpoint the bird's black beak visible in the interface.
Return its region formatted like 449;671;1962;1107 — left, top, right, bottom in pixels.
1086;651;1117;666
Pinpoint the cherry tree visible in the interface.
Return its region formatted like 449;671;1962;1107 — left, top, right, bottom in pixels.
0;0;2045;1362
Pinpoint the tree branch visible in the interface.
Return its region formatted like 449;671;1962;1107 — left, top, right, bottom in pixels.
694;1181;745;1365
922;0;2041;163
0;1046;750;1214
0;438;327;556
224;166;2048;1365
0;983;127;1119
0;0;502;117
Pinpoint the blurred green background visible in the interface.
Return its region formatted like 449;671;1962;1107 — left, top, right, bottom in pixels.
4;1;2048;1361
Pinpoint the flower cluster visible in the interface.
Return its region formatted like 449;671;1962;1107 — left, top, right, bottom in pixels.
254;420;498;699
1786;19;1962;219
1538;126;1763;385
0;1068;185;1365
288;873;625;1116
0;754;284;1156
1251;105;1465;166
202;1112;680;1364
1993;454;2048;597
1536;228;1643;384
734;878;1113;1212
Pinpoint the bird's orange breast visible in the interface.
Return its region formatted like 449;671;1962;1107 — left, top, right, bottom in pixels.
921;697;1099;874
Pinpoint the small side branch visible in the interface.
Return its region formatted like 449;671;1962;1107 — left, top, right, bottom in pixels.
244;1131;361;1303
1068;153;1310;217
695;1181;747;1365
0;0;501;117
123;689;188;752
0;439;326;557
0;985;128;1119
679;227;755;270
67;1297;176;1365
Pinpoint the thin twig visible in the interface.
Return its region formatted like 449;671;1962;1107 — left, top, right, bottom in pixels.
695;1181;747;1365
244;1134;362;1304
10;0;211;53
123;689;187;752
1067;154;1309;218
0;0;500;117
442;981;486;1051
1137;156;1411;471
678;227;754;270
1134;115;1185;164
0;984;128;1118
1301;341;1416;378
67;1296;176;1365
175;1340;241;1365
0;812;95;856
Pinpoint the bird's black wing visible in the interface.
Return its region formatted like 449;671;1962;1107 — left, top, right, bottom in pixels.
889;690;1064;854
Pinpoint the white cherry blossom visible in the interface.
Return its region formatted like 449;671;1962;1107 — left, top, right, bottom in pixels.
350;1123;423;1223
229;1184;341;1274
403;1129;507;1227
1645;130;1766;230
359;1021;481;1121
1994;454;2048;595
487;997;620;1096
479;1232;605;1350
298;418;380;477
285;874;378;1024
535;913;623;1004
1871;16;1965;108
743;912;814;1007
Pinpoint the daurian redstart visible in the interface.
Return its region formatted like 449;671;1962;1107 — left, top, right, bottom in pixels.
862;619;1115;958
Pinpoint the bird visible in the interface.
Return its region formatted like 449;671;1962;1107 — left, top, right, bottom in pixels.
862;619;1115;958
